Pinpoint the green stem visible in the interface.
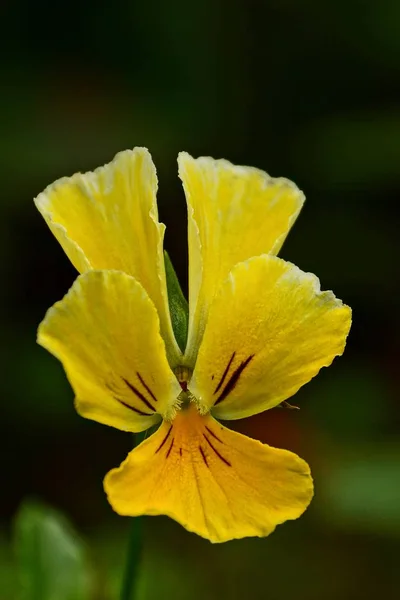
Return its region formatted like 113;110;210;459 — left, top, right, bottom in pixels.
120;517;142;600
120;432;146;600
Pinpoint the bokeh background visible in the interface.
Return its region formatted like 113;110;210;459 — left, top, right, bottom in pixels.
1;0;399;598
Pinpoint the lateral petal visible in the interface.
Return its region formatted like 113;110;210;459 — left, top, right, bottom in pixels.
104;404;313;543
35;148;181;364
190;255;351;420
38;270;182;432
178;152;304;364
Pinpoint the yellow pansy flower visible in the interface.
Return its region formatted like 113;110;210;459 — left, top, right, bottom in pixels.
35;148;351;543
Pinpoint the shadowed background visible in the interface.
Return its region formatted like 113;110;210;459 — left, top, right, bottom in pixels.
1;0;399;598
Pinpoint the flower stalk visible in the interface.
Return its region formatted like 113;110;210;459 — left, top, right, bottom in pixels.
120;432;146;600
120;516;142;600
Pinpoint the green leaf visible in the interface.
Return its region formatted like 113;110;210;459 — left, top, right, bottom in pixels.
14;500;92;600
164;251;189;353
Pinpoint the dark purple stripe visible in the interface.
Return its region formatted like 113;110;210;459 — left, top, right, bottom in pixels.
166;438;174;458
137;372;158;403
114;397;153;417
213;352;236;394
155;426;172;453
215;355;254;405
199;446;209;468
122;377;156;412
203;434;231;467
205;426;223;444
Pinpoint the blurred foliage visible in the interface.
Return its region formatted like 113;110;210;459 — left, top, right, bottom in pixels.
0;0;399;598
14;501;92;600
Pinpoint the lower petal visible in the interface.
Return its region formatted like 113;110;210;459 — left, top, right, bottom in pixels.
104;404;313;543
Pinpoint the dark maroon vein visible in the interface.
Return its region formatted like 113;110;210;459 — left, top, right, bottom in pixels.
122;377;156;412
199;446;209;468
214;355;254;405
213;351;236;394
166;438;174;458
205;426;223;444
203;434;231;466
136;372;158;403
114;397;153;417
155;426;172;453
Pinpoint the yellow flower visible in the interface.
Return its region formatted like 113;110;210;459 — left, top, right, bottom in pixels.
35;148;351;543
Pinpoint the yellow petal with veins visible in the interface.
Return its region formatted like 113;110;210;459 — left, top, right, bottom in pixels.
38;270;181;432
104;404;313;543
190;254;351;420
35;148;181;364
178;152;304;364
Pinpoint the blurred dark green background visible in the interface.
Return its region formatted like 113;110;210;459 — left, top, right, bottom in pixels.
1;0;399;598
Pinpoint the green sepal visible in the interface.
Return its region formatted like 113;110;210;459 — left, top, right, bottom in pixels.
164;251;189;353
14;500;92;600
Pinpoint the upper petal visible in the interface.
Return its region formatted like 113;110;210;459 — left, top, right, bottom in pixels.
35;148;181;365
38;270;182;432
104;404;313;543
190;255;352;420
178;152;305;364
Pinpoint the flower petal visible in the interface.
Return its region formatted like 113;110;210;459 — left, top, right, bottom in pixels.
190;255;351;420
38;270;182;432
104;404;313;543
35;148;181;364
178;152;304;364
